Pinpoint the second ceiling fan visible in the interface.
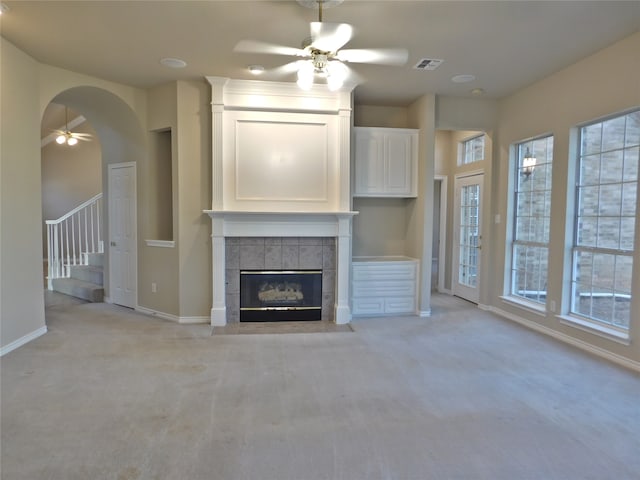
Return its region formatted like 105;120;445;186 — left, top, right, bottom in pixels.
235;0;409;90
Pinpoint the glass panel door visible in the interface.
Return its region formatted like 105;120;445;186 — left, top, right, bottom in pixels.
453;174;483;303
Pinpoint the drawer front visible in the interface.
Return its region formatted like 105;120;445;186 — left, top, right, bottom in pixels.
352;263;417;281
384;297;416;314
352;280;416;298
352;297;385;315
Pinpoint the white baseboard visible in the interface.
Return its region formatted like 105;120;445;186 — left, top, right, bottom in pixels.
1;325;48;356
487;305;640;374
135;305;208;324
178;316;210;324
419;309;432;317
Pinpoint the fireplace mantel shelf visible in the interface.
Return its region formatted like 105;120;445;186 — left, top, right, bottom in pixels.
204;209;358;239
204;210;358;217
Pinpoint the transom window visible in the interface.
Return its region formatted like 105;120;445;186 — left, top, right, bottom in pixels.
510;136;554;304
460;134;485;165
571;109;639;330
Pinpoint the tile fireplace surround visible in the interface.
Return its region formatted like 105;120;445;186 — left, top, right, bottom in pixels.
204;211;356;326
226;236;335;323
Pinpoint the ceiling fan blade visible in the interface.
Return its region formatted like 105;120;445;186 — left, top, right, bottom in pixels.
270;61;306;76
234;40;306;58
336;48;409;66
310;22;353;52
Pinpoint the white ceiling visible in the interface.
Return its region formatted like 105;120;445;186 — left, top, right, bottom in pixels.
2;1;639;106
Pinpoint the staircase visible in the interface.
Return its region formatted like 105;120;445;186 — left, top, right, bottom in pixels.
51;252;104;302
46;194;104;303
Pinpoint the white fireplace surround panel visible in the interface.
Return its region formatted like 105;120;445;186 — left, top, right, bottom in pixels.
229;112;337;209
204;78;356;326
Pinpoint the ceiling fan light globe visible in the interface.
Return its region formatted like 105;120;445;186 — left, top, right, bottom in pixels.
67;136;78;146
56;135;66;144
297;76;314;90
327;75;343;91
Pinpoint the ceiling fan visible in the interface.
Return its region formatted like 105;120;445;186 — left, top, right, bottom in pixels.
53;106;91;146
235;0;409;91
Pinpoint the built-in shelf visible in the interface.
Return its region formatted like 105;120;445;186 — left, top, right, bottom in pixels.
145;239;175;248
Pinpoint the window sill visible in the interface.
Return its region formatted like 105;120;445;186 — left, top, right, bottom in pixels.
145;239;175;248
557;315;631;346
499;295;546;317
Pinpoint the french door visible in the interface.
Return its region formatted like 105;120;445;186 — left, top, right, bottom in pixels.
453;174;483;303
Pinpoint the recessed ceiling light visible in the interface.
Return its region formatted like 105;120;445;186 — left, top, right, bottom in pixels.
0;2;10;14
451;74;476;83
248;65;265;75
471;88;485;96
160;57;187;69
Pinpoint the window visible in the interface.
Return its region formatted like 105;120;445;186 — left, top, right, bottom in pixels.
460;134;485;165
571;110;640;330
510;136;554;304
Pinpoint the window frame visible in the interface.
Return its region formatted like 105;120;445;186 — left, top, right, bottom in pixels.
568;108;639;333
459;134;485;166
507;135;554;307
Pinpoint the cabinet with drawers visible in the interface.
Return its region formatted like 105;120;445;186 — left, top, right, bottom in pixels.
352;256;419;316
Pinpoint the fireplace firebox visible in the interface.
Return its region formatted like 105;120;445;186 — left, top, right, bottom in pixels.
240;270;322;322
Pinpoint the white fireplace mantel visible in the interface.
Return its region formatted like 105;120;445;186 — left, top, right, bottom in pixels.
205;210;357;326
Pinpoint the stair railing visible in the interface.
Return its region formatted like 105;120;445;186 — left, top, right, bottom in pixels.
45;193;103;290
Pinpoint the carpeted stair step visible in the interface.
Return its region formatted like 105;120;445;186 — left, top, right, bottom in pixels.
69;264;103;285
85;252;104;267
51;277;104;303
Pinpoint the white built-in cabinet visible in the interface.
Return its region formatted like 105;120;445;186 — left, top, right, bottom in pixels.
353;127;418;197
352;256;419;316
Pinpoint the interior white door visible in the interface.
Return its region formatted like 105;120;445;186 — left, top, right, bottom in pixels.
453;174;483;303
108;162;136;308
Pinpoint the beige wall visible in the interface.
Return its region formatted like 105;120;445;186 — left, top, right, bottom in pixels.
354;105;410;128
407;94;437;314
494;31;640;365
138;82;179;316
175;80;211;318
1;38;47;350
352;198;410;256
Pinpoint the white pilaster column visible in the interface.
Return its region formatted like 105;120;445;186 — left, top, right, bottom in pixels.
338;106;352;212
210;214;227;326
206;76;228;210
334;214;353;324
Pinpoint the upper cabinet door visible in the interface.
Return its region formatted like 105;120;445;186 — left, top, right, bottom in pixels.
354;128;385;195
353;127;418;198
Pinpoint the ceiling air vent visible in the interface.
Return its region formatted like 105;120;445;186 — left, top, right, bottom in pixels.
413;58;444;71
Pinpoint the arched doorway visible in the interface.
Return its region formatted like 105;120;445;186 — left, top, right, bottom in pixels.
41;86;146;309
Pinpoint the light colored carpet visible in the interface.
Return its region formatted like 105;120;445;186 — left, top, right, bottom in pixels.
2;294;640;480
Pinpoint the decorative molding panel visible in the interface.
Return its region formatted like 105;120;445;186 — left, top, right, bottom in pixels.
234;119;329;203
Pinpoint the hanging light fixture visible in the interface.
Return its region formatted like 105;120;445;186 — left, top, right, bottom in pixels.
54;106;91;146
296;53;347;91
522;147;537;178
